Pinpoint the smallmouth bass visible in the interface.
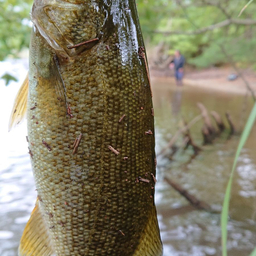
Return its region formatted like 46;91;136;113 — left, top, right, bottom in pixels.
11;0;162;255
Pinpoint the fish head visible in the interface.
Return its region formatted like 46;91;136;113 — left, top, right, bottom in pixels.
31;0;107;57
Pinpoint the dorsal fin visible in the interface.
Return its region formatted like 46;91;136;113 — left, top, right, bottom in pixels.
8;74;29;131
18;199;55;256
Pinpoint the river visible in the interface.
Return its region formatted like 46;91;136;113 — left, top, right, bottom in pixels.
1;61;256;256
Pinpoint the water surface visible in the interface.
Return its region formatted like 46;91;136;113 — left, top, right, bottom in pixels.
1;63;256;255
153;78;256;256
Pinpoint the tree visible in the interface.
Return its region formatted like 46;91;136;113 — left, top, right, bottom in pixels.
137;0;256;68
1;0;256;69
0;0;33;60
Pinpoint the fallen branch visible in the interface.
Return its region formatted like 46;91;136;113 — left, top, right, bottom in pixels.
157;114;202;157
211;111;225;132
202;125;213;144
197;103;217;144
197;102;216;134
182;119;202;155
164;176;213;212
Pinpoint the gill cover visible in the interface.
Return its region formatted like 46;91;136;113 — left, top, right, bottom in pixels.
31;0;105;57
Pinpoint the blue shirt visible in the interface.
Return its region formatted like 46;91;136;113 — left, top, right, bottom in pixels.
173;55;185;71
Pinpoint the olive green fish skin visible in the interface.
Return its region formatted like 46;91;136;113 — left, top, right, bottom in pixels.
27;0;162;255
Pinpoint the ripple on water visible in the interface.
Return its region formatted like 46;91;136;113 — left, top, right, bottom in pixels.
15;215;30;224
1;61;256;255
0;231;14;239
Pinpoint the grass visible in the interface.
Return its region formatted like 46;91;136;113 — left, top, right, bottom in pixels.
239;0;254;16
221;102;256;256
250;247;256;256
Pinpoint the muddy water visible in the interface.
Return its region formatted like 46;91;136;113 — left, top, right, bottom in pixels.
153;78;256;256
1;69;256;255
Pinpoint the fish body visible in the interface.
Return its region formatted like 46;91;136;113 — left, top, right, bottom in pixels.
16;0;162;255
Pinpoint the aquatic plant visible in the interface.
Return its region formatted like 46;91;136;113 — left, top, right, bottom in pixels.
221;102;256;256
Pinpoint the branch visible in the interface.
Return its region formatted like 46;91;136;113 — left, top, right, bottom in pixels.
164;176;215;212
200;0;232;19
153;18;256;36
174;0;256;102
156;114;202;157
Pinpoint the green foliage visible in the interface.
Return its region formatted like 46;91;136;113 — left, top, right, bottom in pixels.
137;0;256;68
1;0;256;69
221;102;256;256
0;0;33;60
1;73;18;85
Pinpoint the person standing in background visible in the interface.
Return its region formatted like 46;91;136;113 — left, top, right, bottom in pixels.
169;50;185;86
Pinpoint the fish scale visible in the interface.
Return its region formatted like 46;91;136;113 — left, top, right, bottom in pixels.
15;0;163;255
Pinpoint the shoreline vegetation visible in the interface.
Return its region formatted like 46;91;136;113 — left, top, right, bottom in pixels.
150;66;256;95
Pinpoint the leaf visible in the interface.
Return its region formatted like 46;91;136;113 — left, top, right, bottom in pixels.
221;102;256;256
238;0;254;17
1;73;18;86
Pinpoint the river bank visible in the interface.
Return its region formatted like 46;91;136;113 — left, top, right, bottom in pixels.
151;67;256;95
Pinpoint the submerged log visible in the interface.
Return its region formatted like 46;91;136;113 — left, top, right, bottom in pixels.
226;112;236;135
157;114;202;157
211;111;226;132
187;136;201;155
167;145;179;160
197;103;217;144
197;102;216;135
182;119;201;155
202;125;213;144
164;176;212;212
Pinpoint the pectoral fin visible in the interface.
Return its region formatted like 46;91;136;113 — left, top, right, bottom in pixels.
18;199;54;256
8;74;28;131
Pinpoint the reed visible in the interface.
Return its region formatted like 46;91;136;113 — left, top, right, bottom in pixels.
221;102;256;256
